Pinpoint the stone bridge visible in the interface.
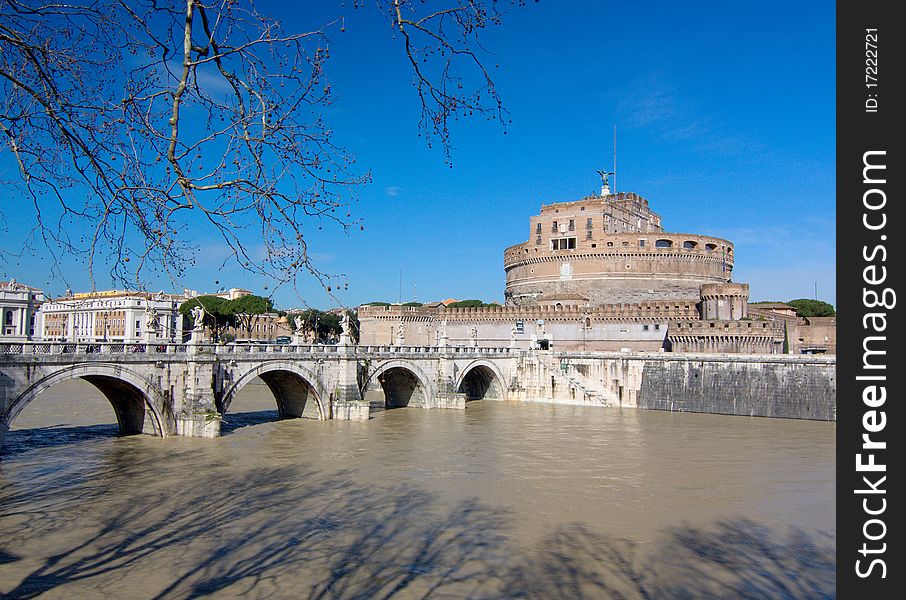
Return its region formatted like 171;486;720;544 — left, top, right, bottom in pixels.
1;341;837;454
0;341;519;452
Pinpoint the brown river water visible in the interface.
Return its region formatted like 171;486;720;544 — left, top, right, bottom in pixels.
1;379;835;598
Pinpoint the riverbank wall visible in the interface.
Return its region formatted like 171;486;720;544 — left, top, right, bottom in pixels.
513;352;836;421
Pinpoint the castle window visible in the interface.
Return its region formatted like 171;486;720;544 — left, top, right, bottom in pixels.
586;217;593;229
551;237;577;250
586;231;593;240
655;239;673;248
655;324;660;330
643;324;649;331
568;219;575;231
535;223;542;234
535;236;542;245
706;243;718;251
552;221;558;233
607;242;614;247
683;240;698;249
591;243;597;248
639;239;646;247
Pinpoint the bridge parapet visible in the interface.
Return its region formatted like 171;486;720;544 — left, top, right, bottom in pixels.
356;345;516;357
1;342;517;358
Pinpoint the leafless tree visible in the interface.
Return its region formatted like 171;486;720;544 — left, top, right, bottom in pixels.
0;0;522;293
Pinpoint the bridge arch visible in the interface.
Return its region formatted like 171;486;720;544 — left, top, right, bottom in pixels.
2;364;168;446
455;359;507;401
367;360;435;409
220;361;327;421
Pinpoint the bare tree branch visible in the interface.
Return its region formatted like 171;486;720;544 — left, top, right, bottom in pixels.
0;0;521;296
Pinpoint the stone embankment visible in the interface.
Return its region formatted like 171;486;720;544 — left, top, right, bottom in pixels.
514;352;836;421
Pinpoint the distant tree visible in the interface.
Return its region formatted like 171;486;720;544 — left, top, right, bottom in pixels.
290;309;318;338
225;294;275;339
319;312;342;341
179;295;233;341
290;308;340;341
363;302;392;307
1;0;521;292
787;299;836;317
401;301;423;307
446;299;498;308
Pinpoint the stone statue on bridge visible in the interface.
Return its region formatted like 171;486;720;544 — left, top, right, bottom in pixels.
191;305;205;331
145;306;161;332
338;311;352;346
340;311;351;335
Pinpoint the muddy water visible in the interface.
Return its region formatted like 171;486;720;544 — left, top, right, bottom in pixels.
1;379;835;598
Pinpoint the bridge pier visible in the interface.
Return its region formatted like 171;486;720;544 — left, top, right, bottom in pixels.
175;355;221;438
435;356;467;409
329;348;370;421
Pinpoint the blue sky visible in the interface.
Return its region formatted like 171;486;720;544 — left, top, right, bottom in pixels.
1;1;836;309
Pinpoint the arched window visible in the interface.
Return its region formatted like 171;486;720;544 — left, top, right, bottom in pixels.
705;243;718;252
4;310;12;326
683;240;698;249
655;239;673;248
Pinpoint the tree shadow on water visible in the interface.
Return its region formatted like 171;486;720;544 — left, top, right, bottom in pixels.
504;520;835;600
1;454;834;599
0;463;513;600
218;410;281;435
1;424;119;458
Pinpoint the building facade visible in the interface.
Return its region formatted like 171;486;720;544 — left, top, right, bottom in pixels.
0;280;45;341
40;290;187;343
357;301;699;351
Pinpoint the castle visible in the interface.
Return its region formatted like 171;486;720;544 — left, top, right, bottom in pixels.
358;174;833;354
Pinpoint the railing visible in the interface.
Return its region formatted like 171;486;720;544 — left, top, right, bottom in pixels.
357;345;514;355
0;341;188;355
0;341;516;357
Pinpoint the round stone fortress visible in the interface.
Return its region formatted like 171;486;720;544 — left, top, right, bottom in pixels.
504;188;735;307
